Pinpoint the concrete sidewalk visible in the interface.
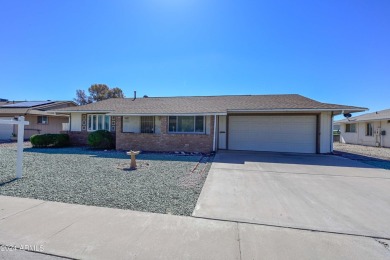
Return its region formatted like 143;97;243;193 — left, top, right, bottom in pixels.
0;196;389;259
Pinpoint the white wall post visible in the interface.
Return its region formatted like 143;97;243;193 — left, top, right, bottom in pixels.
16;116;26;178
213;114;217;152
330;113;334;153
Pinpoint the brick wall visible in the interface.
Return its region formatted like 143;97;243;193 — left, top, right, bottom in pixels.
62;131;89;146
115;116;214;153
63;113;89;145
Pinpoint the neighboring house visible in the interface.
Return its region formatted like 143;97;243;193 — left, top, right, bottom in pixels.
336;109;390;147
0;100;77;140
332;122;341;142
333;123;341;132
54;94;365;154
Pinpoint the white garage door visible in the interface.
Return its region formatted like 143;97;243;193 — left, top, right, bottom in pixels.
0;117;13;140
229;115;317;153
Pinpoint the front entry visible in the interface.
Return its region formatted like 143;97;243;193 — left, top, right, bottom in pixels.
218;115;227;149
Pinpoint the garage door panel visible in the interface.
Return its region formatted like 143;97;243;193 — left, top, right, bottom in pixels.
0;117;13;140
229;115;316;153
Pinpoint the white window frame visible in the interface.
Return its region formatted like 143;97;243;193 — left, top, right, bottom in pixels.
37;116;49;125
345;123;356;133
87;114;111;132
366;123;373;136
168;116;205;134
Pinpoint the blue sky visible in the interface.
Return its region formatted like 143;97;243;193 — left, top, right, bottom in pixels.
1;0;389;118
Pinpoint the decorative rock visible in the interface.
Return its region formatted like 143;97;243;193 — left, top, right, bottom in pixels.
0;145;213;216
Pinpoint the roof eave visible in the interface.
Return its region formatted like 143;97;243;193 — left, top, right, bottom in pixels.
332;108;368;115
227;108;367;113
337;118;390;123
53;110;114;114
108;112;227;116
28;110;70;116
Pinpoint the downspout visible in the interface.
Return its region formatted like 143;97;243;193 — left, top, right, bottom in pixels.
213;114;217;152
330;112;334;153
69;113;72;132
379;121;382;147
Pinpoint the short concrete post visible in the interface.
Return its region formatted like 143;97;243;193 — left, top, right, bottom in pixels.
126;150;140;170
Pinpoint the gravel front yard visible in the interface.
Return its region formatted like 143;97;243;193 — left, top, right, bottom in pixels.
333;142;390;170
0;144;212;216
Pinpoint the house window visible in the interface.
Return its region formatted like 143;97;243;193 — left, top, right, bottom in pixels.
345;123;356;133
366;123;373;136
37;116;48;124
87;114;110;131
168;116;205;133
141;116;154;133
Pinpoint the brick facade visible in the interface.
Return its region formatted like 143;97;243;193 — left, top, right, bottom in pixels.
62;131;89;146
115;116;215;153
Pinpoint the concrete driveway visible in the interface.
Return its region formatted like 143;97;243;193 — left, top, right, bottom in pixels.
193;151;390;239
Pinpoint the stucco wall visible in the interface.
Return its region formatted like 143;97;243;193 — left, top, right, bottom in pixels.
24;115;69;138
70;113;82;131
320;112;332;153
340;120;389;147
339;123;358;144
382;120;390;147
123;116;141;133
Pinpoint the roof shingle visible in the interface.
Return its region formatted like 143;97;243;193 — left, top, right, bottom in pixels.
54;94;366;115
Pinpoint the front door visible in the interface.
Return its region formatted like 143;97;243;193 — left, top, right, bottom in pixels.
218;116;227;149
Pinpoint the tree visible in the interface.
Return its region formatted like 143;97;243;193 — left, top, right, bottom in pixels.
74;84;125;105
107;87;125;99
88;84;110;102
74;89;92;105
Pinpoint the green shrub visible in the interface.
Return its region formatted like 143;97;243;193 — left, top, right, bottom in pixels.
53;134;70;147
30;134;70;148
30;134;49;147
88;130;114;149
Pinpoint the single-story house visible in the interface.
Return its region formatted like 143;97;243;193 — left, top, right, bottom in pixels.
335;109;390;147
0;100;76;140
54;94;365;154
